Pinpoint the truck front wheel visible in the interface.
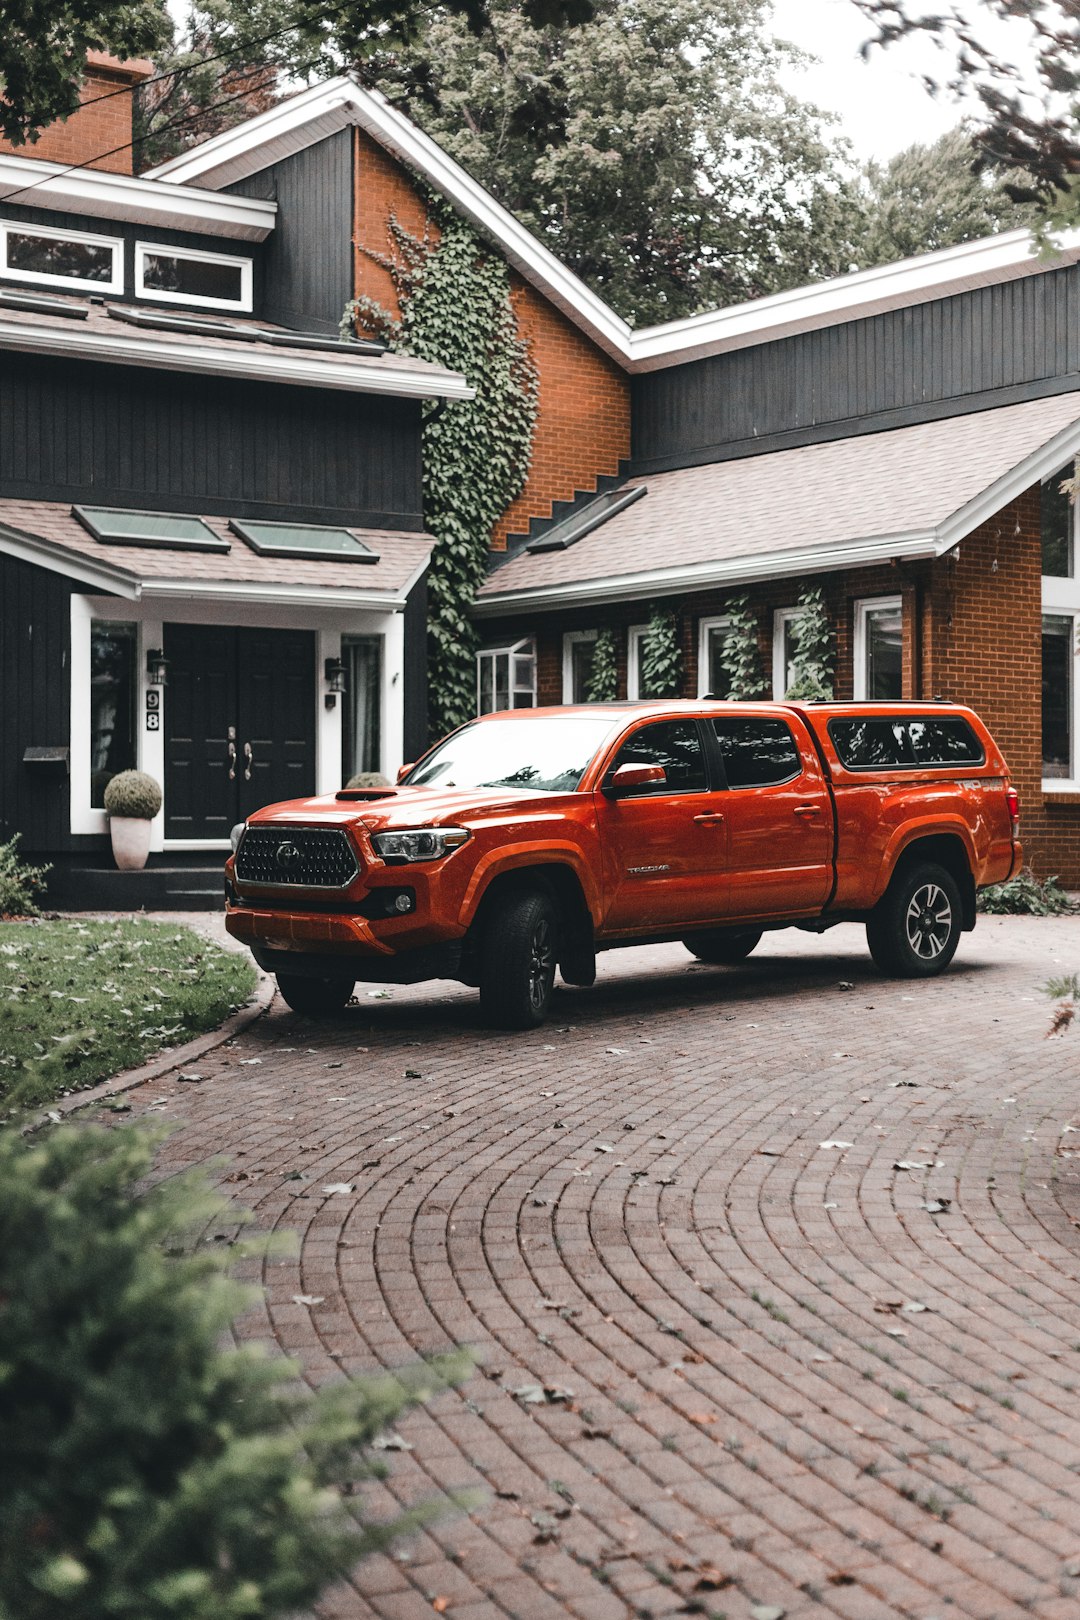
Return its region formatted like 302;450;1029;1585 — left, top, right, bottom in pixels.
479;891;557;1029
276;973;355;1015
866;861;962;977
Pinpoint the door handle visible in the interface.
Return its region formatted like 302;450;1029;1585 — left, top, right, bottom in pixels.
693;812;725;826
243;741;253;781
227;740;236;781
793;804;821;818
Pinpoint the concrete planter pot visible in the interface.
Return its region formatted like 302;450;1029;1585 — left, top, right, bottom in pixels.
110;816;153;872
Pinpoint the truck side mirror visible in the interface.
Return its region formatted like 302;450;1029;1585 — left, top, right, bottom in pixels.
396;762;414;784
604;762;666;797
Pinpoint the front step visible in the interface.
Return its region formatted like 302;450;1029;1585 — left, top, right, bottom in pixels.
47;865;225;913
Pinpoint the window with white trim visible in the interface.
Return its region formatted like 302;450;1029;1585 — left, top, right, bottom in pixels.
626;623;648;698
135;241;253;311
697;615;733;698
1042;462;1080;787
853;596;903;700
0;220;122;293
477;636;536;714
562;629;598;703
772;608;799;698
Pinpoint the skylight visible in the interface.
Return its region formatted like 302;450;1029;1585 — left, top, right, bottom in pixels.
229;520;380;563
526;485;647;553
73;506;230;552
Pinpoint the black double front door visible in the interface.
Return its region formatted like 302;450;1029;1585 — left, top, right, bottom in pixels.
164;625;316;839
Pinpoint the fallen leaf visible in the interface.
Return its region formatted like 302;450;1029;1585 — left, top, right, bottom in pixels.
894;1160;933;1171
1048;1002;1075;1038
372;1433;413;1451
176;1072;205;1084
433;1599;449;1614
694;1567;733;1591
605;1047;627;1056
819;1140;853;1151
238;1058;262;1066
292;1294;324;1307
837;981;855;991
512;1384;574;1405
405;1068;422;1078
901;1300;933;1314
689;1412;719;1425
595;1143;614;1153
322;1183;354;1196
923;1199;951;1214
750;1606;786;1620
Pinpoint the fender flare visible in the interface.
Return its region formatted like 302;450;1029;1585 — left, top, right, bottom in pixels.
457;843;602;932
873;817;977;902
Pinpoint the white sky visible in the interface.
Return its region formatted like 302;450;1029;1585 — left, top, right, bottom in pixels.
767;0;1045;163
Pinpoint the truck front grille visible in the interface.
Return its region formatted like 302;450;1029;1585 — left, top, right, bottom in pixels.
235;826;359;889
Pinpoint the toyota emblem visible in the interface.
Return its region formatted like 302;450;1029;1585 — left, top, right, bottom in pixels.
275;840;301;871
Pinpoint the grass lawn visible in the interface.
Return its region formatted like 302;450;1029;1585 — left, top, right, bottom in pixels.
0;917;257;1108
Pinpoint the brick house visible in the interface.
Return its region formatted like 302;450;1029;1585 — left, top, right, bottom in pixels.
152;78;1080;884
0;69;468;906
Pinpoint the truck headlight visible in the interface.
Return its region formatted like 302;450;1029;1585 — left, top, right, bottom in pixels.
230;822;246;853
371;827;469;863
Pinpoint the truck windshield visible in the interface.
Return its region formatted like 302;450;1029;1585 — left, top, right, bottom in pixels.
406;715;618;793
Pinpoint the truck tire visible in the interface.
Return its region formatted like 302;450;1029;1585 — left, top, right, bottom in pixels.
276;973;354;1015
866;861;962;977
479;890;557;1029
683;928;762;965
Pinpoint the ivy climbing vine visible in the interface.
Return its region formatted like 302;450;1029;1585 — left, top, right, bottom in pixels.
586;628;619;702
718;593;767;699
784;583;835;700
342;204;538;740
640;604;682;698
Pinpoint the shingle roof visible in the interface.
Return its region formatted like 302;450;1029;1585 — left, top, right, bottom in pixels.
476;392;1080;613
0;500;432;603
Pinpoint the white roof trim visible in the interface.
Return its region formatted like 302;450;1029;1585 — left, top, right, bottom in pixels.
0;520;139;596
475;401;1080;615
0;153;276;242
146;77;1080;374
0;316;473;399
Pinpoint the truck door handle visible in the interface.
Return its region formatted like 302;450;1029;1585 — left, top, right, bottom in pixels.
794;804;820;818
693;812;725;826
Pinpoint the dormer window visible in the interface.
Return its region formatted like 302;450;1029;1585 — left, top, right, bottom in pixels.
135;242;252;311
0;221;122;293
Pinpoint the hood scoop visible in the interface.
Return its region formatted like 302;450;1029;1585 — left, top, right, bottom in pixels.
335;787;398;801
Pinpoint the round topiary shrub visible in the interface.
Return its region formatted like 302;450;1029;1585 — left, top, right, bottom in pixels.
102;770;162;819
345;770;391;788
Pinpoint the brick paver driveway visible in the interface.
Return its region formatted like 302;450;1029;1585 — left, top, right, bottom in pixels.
95;916;1080;1619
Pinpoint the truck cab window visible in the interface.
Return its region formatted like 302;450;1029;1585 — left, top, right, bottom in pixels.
610;721;707;794
713;718;800;788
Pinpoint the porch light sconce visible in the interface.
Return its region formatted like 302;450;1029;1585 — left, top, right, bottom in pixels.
146;647;169;686
324;655;347;710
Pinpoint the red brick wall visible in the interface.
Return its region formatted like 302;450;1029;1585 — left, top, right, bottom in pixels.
0;53;152;175
350;128;631;550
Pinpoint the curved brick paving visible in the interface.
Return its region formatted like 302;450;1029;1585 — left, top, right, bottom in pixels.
89;915;1080;1619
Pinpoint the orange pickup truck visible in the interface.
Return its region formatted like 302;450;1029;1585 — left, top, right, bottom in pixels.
224;701;1020;1028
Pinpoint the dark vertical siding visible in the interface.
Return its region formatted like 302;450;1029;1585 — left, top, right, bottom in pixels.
0;355;425;526
631;264;1080;472
402;568;429;757
0;553;75;853
227;132;353;334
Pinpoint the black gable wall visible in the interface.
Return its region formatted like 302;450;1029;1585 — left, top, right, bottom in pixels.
632;263;1080;473
227;131;353;335
0;353;424;528
0;552;77;854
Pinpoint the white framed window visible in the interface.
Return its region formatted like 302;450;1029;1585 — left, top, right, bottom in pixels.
135;241;253;311
477;636;536;714
772;607;800;699
562;629;598;703
626;623;649;699
1043;461;1080;789
0;220;122;293
697;615;733;699
853;596;903;701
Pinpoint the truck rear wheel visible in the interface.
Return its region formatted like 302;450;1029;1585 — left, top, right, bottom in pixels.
683;928;762;965
479;891;557;1029
276;973;355;1015
866;861;962;977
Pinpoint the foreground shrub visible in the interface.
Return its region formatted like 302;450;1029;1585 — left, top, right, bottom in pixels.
0;834;50;917
978;866;1074;916
0;1125;470;1619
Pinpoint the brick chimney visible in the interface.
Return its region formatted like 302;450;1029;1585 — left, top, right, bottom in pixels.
0;52;154;175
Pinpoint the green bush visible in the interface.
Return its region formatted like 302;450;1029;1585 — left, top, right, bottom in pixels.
0;834;50;917
102;771;162;819
345;771;391;788
0;1124;470;1619
977;866;1074;916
